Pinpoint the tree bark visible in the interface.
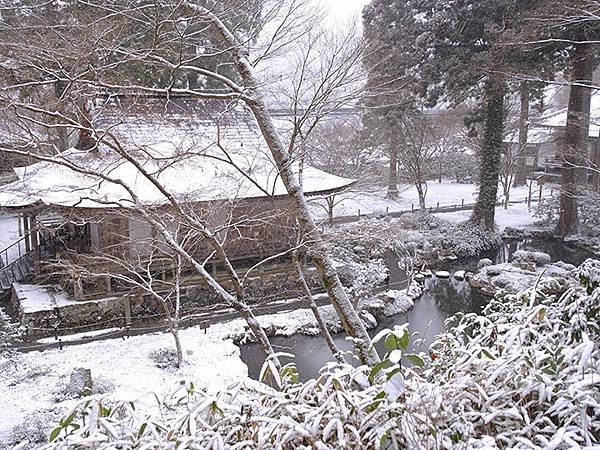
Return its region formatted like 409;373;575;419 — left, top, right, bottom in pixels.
471;78;505;230
416;182;426;210
592;140;600;192
558;37;594;236
387;147;398;199
513;83;529;187
292;251;344;364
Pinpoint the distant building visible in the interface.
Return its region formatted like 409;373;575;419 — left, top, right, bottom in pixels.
504;92;600;186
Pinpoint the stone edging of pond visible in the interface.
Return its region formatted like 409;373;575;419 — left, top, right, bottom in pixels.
230;281;427;346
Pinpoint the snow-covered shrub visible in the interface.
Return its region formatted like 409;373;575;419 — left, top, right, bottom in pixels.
0;307;22;364
9;408;63;449
324;220;390;302
533;192;560;229
579;258;600;293
42;260;600;449
428;220;502;258
148;347;181;369
53;374;115;403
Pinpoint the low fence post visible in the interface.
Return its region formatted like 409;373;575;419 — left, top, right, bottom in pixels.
461;198;464;206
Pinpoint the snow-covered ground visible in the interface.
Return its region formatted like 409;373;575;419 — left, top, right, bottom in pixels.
435;201;541;232
309;180;553;219
0;304;343;446
0;324;244;446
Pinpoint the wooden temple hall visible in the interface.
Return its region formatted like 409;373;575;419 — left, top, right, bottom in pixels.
0;96;353;301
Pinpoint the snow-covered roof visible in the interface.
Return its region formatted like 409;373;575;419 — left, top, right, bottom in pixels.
0;96;354;209
503;127;556;145
535;91;600;138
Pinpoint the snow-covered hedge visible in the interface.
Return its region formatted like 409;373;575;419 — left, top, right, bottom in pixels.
40;260;600;449
326;214;501;264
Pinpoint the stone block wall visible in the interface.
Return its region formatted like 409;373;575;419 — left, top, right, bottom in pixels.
16;266;324;340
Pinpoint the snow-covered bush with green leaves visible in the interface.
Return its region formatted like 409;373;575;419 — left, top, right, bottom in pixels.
40;259;600;449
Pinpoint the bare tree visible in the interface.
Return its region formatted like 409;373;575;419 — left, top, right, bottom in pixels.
513;83;531;187
396;111;440;210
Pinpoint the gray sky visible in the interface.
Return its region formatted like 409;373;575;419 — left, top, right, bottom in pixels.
315;0;370;26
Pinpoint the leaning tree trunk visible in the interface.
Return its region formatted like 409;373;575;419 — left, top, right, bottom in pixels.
292;251;344;364
197;8;379;365
471;78;505;230
558;38;594;236
387;147;398;199
513;83;529;187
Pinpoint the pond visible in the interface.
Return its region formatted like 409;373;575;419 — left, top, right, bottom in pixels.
239;238;596;381
240;271;488;381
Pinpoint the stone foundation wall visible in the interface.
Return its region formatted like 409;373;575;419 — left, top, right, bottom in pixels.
16;266;323;340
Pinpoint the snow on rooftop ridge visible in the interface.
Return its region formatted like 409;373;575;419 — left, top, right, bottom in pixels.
0;98;355;209
535;91;600;137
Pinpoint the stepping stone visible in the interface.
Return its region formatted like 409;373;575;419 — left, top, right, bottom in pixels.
454;270;466;280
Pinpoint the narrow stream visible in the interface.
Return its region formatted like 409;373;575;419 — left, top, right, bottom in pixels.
239;238;595;381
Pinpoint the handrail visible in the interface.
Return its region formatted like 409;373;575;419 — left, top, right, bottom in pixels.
0;230;36;267
1;249;36;273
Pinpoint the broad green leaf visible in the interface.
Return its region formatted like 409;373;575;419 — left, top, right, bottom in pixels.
405;353;425;368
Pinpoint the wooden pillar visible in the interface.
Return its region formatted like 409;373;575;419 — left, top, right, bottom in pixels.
30;214;39;252
23;214;31;252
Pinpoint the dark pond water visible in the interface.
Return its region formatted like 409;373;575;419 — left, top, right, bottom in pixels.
239;239;596;381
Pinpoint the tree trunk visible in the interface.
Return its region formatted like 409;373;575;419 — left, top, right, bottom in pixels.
416;182;426;210
592;140;600;192
513;83;529;187
292;251;344;364
558;37;594;236
387;147;398;199
503;176;511;209
471;78;505;230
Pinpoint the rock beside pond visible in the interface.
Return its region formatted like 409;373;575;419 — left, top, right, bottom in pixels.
381;290;415;317
477;258;493;270
454;270;466;280
512;250;552;267
367;282;423;318
359;309;378;328
435;271;451;278
470;259;574;296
